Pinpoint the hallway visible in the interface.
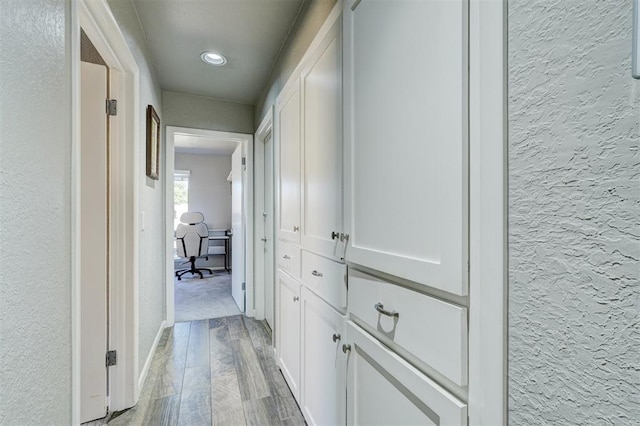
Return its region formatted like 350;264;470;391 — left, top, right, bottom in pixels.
108;316;304;425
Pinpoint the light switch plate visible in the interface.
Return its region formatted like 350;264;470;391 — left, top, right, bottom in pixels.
634;0;640;78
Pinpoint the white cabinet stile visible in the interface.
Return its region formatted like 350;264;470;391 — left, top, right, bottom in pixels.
343;0;470;296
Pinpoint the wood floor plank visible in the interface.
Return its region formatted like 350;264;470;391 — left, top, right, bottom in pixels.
243;316;272;348
143;395;180;426
212;373;246;426
243;396;281;426
181;366;211;398
255;346;302;421
186;319;211;368
227;315;250;340
177;391;212;426
210;325;236;378
231;338;270;401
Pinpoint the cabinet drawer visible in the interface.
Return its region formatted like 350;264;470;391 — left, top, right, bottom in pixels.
348;269;468;387
346;322;467;426
278;242;301;278
301;251;347;312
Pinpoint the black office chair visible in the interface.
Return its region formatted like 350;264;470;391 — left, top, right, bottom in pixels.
175;212;213;280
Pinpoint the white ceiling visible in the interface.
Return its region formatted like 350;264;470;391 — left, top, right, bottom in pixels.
132;0;305;104
174;134;238;156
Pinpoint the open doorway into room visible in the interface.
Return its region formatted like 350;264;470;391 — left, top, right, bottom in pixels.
165;127;254;325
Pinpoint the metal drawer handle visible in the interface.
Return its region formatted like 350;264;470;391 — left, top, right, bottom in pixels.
332;333;341;342
331;231;340;240
293;296;299;302
374;303;399;318
293;226;300;232
342;344;351;354
282;255;291;260
311;270;323;277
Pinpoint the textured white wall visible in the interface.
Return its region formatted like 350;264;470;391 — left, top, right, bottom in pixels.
0;0;73;424
175;153;232;268
107;0;166;379
509;1;640;423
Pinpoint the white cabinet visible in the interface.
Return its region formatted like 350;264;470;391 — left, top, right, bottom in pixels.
277;81;302;244
276;270;301;401
343;0;469;296
300;288;346;426
344;322;467;426
301;18;344;260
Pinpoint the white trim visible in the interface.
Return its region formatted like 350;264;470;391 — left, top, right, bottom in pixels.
468;0;507;424
254;108;274;321
75;0;140;416
70;0;81;423
138;320;166;392
165;126;254;324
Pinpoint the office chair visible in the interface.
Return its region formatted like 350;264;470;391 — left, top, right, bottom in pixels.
175;211;214;280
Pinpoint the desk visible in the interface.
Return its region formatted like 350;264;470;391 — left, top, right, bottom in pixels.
208;229;230;273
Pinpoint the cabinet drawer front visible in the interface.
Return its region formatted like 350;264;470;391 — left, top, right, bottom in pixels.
348;269;468;387
301;251;347;312
278;242;301;278
346;322;467;426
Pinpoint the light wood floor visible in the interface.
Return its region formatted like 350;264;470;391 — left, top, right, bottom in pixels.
108;316;305;426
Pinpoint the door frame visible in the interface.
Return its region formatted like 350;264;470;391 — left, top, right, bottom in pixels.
165;126;254;325
72;0;140;422
254;108;274;323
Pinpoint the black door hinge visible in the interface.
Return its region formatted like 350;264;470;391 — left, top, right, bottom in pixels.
106;350;117;367
106;99;118;116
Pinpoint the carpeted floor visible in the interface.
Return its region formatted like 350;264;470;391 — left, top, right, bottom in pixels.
174;270;241;322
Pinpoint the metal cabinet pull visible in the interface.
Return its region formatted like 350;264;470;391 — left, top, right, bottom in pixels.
293;296;300;302
283;255;291;260
261;237;267;242
293;226;300;232
342;344;351;354
374;303;399;318
331;231;340;240
332;333;341;342
311;270;323;277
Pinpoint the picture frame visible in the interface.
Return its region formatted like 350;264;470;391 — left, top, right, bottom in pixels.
146;104;160;180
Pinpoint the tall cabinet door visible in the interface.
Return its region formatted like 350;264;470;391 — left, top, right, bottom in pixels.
276;270;301;401
301;18;343;260
300;288;346;426
343;0;469;296
277;82;302;244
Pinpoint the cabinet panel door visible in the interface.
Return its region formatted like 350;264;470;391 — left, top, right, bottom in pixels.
301;19;343;260
300;288;346;426
345;322;467;426
343;0;469;295
276;270;301;401
277;83;302;244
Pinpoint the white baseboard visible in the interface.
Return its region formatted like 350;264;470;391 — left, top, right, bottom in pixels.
137;320;166;394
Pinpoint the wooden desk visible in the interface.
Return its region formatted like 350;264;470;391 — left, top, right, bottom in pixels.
208;229;230;272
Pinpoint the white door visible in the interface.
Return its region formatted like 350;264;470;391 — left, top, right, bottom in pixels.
264;131;275;328
231;145;245;312
301;19;343;260
80;61;108;423
345;322;467;426
276;270;301;402
277;82;301;244
300;288;346;426
343;0;469;296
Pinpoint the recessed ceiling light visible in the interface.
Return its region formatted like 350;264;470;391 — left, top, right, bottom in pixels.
201;51;227;66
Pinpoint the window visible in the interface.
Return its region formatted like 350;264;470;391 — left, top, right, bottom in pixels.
174;170;190;231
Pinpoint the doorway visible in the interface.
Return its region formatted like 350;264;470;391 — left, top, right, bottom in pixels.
165;127;254;326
